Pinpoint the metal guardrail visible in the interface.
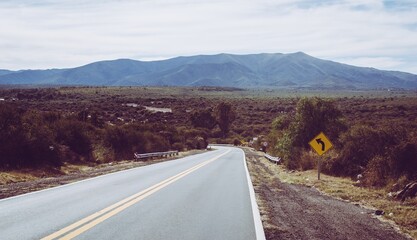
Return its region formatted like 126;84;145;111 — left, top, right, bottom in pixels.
264;153;281;164
209;144;233;146
134;150;178;160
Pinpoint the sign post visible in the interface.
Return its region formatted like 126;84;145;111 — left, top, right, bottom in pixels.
308;132;333;180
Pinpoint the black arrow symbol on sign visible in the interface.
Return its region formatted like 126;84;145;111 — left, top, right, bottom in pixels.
316;138;325;151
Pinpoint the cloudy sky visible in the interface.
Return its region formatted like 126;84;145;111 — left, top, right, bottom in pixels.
1;0;417;73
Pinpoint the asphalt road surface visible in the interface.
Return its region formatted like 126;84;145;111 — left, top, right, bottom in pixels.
0;146;265;240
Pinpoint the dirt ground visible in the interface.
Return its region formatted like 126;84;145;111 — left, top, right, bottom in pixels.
244;148;412;240
0;150;206;199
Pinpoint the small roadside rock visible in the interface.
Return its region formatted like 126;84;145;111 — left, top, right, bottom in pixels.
375;210;385;216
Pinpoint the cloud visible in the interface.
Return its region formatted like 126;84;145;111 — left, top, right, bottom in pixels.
0;0;416;74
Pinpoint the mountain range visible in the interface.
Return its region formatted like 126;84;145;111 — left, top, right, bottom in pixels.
1;52;417;89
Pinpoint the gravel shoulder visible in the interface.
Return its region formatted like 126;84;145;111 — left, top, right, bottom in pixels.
244;148;412;240
0;150;206;199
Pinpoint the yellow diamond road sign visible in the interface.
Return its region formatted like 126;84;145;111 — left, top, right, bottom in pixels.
309;132;333;156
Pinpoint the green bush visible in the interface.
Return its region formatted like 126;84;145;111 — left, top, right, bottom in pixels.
104;124;171;160
389;141;417;179
190;108;217;129
271;114;292;131
104;125;145;160
0;104;26;168
22;111;61;167
54;119;93;159
172;142;186;151
270;97;345;170
331;125;406;177
143;132;170;152
299;151;316;171
290;97;346;149
325;124;416;187
0;105;61;168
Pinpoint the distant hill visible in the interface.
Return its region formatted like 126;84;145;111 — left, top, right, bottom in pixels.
0;69;13;76
1;52;417;89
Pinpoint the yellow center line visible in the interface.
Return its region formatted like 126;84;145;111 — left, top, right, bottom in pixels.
42;150;230;240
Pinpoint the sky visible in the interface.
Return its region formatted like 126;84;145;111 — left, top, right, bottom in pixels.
1;0;417;74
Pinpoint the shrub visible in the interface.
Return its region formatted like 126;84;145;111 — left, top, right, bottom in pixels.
0;105;61;168
190;108;217;129
22;111;61;167
269;98;346;170
271;114;292;131
331;125;406;177
104;125;145;160
299;151;316;171
172;142;186;151
325;123;417;188
185;136;207;150
290;97;346;149
389;141;417;179
143;132;170;152
0;104;26;168
363;155;391;187
54;119;92;160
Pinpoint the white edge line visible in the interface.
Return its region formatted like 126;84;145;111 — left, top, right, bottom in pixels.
0;149;220;203
240;148;266;240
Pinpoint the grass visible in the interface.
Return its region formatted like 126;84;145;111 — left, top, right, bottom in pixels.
259;157;417;239
0;172;38;184
0;167;62;185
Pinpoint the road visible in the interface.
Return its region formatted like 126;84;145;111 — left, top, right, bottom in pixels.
0;146;265;240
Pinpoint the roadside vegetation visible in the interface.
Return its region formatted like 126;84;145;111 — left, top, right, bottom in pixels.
0;86;416;236
248;153;417;239
267;96;417;238
0;86;244;170
268;97;417;189
1;87;416;186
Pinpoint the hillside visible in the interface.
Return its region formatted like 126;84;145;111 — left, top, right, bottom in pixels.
1;52;417;89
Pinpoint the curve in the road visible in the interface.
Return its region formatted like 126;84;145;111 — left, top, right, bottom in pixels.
0;146;265;240
43;150;231;240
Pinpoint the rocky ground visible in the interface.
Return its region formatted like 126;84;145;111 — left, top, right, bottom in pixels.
244;148;412;240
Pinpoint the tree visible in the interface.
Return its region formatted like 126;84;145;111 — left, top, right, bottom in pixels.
215;102;236;137
270;97;346;169
290;97;346;149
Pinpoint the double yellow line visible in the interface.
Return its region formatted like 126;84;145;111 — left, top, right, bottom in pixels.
42;150;230;240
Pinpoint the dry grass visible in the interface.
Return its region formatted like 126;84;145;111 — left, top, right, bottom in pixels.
0;149;206;186
0;172;38;185
259;156;417;239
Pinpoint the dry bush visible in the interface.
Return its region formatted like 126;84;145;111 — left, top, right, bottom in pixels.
299;151;316;171
362;155;391;187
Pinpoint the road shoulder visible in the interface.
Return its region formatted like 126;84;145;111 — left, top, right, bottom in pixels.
243;148;412;240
